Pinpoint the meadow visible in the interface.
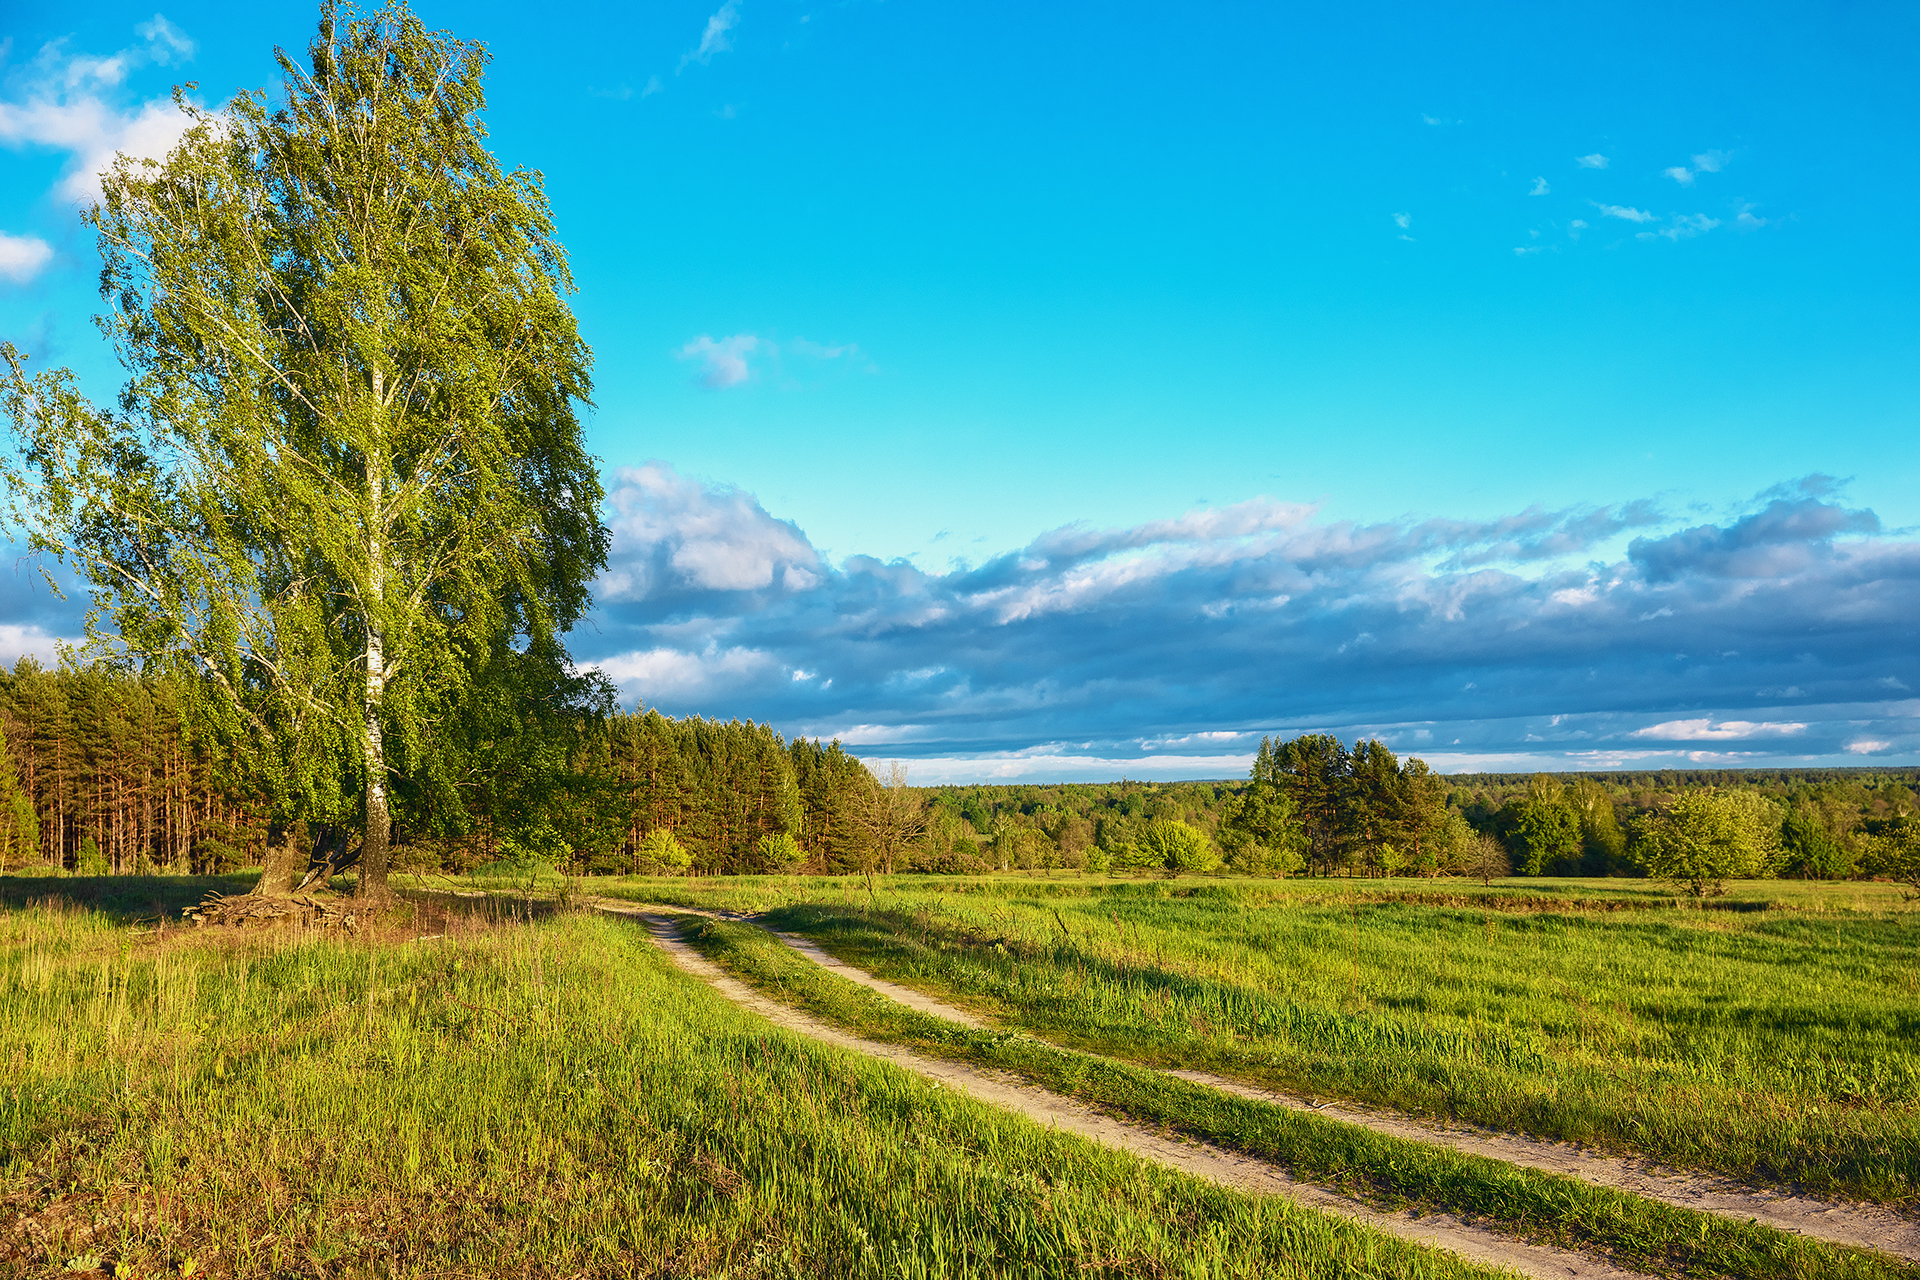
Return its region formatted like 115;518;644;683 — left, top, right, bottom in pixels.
572;872;1920;1203
0;876;1527;1280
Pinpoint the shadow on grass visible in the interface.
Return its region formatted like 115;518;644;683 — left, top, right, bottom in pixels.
0;871;260;922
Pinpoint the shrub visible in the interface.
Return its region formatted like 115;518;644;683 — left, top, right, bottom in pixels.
637;828;692;875
753;831;805;874
1140;819;1220;877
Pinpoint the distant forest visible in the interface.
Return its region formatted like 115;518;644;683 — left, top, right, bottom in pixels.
1;662;1913;882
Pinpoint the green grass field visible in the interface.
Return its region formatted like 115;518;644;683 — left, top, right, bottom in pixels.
0;878;1528;1279
682;913;1916;1280
569;872;1920;1204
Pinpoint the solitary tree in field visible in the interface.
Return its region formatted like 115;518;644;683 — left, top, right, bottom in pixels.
854;761;927;883
1632;789;1784;897
0;0;608;903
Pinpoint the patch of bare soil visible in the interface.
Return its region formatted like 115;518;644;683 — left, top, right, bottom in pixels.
606;904;1657;1280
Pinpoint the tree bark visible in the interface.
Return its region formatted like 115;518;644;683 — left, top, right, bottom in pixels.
252;820;304;897
358;412;392;903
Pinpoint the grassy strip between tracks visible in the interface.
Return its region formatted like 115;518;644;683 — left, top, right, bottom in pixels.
682;914;1920;1280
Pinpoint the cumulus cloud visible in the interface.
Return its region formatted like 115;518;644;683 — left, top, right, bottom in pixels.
1529;177;1550;196
597;462;820;603
0;232;53;283
1392;212;1412;230
1692;149;1729;174
1576;153;1609;169
676;333;759;388
0;20;200;207
679;0;742;70
0;623;67;668
1663;166;1694;186
570;466;1919;776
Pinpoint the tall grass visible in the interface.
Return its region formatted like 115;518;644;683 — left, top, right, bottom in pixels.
0;894;1511;1279
569;876;1920;1202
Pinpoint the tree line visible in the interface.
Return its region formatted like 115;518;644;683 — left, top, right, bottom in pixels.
4;661;1915;893
0;663;907;880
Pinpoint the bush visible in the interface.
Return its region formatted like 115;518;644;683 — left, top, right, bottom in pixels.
753;831;805;874
637;828;692;875
1140;819;1220;877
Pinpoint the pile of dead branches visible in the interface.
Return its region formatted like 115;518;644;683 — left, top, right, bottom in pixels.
184;891;357;932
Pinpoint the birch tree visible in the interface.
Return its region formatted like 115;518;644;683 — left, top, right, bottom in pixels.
0;0;608;902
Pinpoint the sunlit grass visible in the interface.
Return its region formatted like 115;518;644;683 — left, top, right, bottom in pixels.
0;892;1519;1279
558;874;1920;1203
687;914;1918;1280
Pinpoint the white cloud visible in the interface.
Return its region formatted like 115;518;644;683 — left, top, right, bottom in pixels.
0;623;66;667
1512;246;1542;256
1529;177;1550;196
1392;212;1411;230
1736;206;1773;231
0;23;200;207
1691;149;1729;174
591;644;780;700
1640;213;1720;242
0;232;54;283
1630;718;1807;741
600;462;820;598
133;16;195;62
679;0;742;70
1421;114;1462;126
1663;165;1694;186
641;75;664;98
1846;739;1893;755
1594;203;1656;223
1576;153;1609;169
676;333;759;388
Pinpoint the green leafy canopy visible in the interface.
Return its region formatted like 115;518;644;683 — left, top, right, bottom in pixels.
0;0;610;894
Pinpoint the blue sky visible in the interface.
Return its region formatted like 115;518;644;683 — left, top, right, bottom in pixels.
2;1;1917;779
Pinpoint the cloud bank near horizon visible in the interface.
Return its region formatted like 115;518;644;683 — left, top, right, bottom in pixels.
575;465;1920;781
3;464;1914;783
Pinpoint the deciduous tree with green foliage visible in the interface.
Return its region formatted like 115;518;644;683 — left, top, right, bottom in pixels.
0;1;609;904
1865;814;1920;899
1632;788;1784;897
1506;775;1582;875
